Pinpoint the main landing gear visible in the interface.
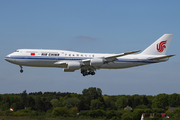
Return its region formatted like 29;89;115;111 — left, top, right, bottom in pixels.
20;65;23;73
81;69;95;76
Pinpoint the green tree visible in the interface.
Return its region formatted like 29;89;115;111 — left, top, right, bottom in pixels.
172;108;180;118
52;107;69;117
142;96;149;106
98;96;106;109
63;97;80;108
168;93;180;107
78;95;89;110
87;109;105;118
133;97;141;108
152;93;168;109
34;97;52;112
121;113;133;120
21;90;27;97
35;97;44;111
127;97;133;108
153;108;166;113
51;99;59;108
135;105;147;109
172;108;180;115
106;110;116;119
26;96;35;108
115;95;128;110
1;102;10;111
82;87;102;106
70;107;78;116
0;95;3;102
132;109;144;120
3;96;11;105
90;99;105;110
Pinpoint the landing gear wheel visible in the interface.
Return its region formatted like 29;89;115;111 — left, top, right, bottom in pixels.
91;72;95;75
19;65;23;73
81;69;96;76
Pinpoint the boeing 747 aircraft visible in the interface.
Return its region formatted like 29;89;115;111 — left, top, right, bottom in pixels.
5;34;175;76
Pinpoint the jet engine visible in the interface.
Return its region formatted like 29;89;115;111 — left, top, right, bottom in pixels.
67;62;81;69
90;58;105;66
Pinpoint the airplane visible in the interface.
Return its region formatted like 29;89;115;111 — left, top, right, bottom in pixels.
5;34;175;76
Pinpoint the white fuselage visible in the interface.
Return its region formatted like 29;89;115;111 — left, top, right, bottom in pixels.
5;49;167;69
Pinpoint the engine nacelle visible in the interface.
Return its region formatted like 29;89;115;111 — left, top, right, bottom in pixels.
67;62;81;69
90;59;104;66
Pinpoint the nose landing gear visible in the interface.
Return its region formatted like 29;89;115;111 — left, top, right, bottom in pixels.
20;65;23;73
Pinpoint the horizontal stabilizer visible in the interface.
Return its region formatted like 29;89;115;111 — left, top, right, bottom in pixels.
148;55;175;60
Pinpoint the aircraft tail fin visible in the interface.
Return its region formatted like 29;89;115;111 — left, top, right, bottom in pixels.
140;34;173;55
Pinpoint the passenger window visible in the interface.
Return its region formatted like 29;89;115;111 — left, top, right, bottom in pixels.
77;54;79;56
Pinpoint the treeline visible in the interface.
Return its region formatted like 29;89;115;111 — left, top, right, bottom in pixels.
0;87;180;120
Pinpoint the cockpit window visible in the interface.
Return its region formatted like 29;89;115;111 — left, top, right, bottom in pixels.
15;50;19;52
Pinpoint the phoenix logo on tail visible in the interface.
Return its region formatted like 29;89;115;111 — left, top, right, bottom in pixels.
157;40;167;52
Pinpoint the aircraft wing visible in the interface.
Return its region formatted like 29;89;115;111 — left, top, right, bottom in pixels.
82;50;141;63
105;50;141;61
148;55;175;60
54;50;141;71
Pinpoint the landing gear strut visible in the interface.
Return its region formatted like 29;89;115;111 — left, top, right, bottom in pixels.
81;69;95;76
20;65;23;73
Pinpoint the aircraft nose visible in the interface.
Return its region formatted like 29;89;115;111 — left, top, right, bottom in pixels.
4;55;11;62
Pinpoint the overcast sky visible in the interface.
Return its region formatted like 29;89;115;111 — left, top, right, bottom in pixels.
0;0;180;95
